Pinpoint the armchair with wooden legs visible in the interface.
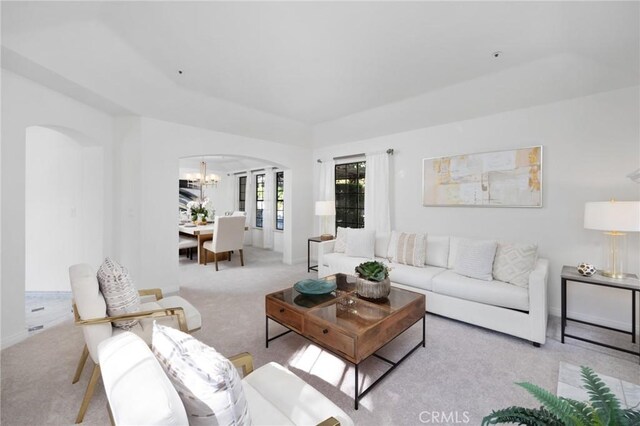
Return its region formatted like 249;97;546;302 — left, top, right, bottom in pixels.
69;263;201;424
203;215;246;271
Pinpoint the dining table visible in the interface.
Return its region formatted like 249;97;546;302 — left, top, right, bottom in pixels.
178;222;248;264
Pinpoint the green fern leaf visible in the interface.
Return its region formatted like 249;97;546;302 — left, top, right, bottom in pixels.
562;397;604;425
517;382;587;426
482;406;563;425
621;407;640;426
580;366;623;425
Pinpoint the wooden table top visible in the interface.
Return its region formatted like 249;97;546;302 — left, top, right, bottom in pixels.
266;273;425;363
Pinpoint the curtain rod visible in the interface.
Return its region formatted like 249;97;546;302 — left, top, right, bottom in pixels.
317;148;394;163
229;167;278;176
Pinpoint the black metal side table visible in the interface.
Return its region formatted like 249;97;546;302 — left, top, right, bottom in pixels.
561;265;639;361
307;236;324;272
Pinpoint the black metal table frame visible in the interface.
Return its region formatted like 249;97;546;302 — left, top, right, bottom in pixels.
307;237;322;272
561;277;639;361
266;313;426;409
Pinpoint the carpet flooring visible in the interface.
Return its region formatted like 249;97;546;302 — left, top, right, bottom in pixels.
1;246;638;425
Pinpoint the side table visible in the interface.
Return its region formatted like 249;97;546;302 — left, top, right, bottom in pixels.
561;265;639;361
307;236;324;272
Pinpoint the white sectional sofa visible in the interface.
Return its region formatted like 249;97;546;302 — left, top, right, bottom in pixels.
318;234;549;346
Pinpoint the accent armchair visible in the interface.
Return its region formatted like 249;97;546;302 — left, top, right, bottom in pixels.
69;264;202;423
98;332;354;426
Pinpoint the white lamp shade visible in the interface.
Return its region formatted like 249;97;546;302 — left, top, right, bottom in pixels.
584;201;640;232
315;200;336;216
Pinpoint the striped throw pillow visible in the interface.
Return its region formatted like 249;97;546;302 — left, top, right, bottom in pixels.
151;323;252;426
96;258;141;330
393;232;426;267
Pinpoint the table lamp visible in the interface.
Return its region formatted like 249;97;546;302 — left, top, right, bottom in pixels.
315;201;336;241
584;200;640;278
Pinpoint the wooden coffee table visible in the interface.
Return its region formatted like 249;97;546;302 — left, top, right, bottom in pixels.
265;273;426;409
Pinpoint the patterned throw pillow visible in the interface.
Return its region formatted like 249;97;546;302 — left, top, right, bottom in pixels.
334;227;349;253
151;323;252;426
453;239;498;281
96;257;141;329
493;242;538;287
393;232;426;267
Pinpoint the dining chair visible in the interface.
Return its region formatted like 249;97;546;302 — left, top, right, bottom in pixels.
178;234;198;260
69;263;202;423
203;216;246;271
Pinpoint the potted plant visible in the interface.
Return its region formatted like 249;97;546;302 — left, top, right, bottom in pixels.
186;199;211;225
483;366;639;425
354;261;391;300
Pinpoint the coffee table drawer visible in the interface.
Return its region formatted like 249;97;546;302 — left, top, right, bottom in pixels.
306;318;355;358
266;300;303;332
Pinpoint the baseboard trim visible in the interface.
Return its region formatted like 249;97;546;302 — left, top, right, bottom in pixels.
548;307;632;332
1;330;29;350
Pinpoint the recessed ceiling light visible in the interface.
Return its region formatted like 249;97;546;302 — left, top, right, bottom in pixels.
492;51;502;59
178;70;184;75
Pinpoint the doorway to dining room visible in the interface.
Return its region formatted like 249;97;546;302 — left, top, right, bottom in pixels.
24;125;104;335
177;155;287;267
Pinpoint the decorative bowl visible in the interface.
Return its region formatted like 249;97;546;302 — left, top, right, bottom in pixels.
294;279;337;295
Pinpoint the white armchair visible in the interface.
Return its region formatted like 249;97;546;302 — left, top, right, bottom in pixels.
203;216;246;271
69;264;202;423
99;332;354;426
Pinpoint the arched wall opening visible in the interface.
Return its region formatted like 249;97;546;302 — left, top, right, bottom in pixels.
24;125;104;330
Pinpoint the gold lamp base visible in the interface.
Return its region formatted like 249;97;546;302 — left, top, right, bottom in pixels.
601;270;626;279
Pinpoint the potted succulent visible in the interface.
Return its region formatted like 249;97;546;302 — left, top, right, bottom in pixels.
354;261;391;300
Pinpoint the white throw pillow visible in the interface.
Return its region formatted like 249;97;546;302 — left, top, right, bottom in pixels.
425;235;450;268
393;232;426;267
334;227;349;253
453;239;498;281
97;257;141;330
346;228;375;258
151;323;252;426
493;242;538;287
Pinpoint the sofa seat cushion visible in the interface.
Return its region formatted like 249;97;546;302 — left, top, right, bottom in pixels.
243;362;354;426
388;263;445;291
99;332;189;426
242;381;294;426
322;252;343;267
432;270;529;311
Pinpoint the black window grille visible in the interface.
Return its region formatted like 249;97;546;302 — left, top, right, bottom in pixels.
255;174;265;228
335;161;365;229
276;171;284;230
238;176;247;212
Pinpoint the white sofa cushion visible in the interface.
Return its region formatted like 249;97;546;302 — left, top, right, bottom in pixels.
334;227;349;253
453;239;497;281
346;228;375;258
388;263;445;291
392;232;427;267
425;235;449;268
325;253;387;276
242;362;354;426
375;233;390;258
493;242;538;287
151;323;252;426
447;237;460;269
99;332;189;426
97;257;141;329
432;270;529;311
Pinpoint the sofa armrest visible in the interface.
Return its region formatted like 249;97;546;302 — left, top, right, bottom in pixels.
317;240;336;272
317;417;340;426
74;306;188;332
528;258;549;344
138;288;164;301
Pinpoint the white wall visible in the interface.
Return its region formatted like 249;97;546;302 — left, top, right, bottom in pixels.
25;127;103;292
313;86;640;330
1;70;114;348
112;116;312;295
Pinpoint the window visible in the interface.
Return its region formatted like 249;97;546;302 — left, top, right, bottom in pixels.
276;171;284;230
255;174;265;228
335;161;365;229
238;176;247;212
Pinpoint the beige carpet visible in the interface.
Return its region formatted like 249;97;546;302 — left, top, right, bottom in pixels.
2;246;639;425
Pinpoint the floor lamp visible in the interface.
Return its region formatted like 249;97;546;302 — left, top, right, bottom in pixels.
584;200;640;278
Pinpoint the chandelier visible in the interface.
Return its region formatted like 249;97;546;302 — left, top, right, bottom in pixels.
186;161;220;199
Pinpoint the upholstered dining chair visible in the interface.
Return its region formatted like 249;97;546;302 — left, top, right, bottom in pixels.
203;215;246;271
178;234;198;260
69;263;202;424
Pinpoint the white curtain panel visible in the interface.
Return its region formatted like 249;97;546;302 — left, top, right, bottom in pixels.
245;173;255;245
263;170;275;249
318;160;336;236
364;152;391;235
233;175;240;212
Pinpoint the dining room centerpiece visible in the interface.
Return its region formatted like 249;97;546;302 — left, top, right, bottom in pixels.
355;261;391;300
186;199;211;225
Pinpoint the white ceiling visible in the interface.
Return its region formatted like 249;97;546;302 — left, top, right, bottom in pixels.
180;156;274;174
2;1;638;140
